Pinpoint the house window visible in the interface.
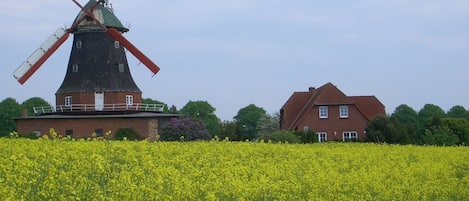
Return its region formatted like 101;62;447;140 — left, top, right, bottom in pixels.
118;63;125;72
94;129;103;137
343;131;358;141
76;41;82;49
317;132;327;142
126;95;133;106
72;64;79;72
65;96;72;106
340;105;349;118
303;126;309;132
65;130;73;137
114;41;120;48
319;106;328;118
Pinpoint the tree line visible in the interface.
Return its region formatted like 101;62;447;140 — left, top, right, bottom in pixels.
364;104;469;146
1;97;468;145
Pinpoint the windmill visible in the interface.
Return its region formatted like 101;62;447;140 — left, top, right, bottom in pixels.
13;0;161;113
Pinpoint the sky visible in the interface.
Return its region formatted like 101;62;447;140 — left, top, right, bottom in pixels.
1;0;469;121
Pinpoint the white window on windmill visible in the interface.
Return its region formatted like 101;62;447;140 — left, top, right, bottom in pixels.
72;64;79;72
76;41;82;49
118;63;125;72
126;95;133;106
65;96;72;106
114;41;120;48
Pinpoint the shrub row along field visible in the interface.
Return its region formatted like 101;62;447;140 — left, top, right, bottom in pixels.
0;139;468;200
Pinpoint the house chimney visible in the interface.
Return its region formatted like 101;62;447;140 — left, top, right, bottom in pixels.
21;109;28;117
309;87;315;92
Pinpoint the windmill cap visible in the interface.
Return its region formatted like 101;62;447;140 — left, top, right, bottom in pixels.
71;0;129;33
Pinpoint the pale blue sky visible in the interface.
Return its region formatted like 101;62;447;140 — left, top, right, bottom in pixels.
1;0;468;120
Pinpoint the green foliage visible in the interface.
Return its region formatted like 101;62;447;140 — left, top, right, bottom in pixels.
234;104;267;140
294;130;319;143
447;105;469;120
20;97;51;116
365;116;410;144
257;112;280;135
0;98;22;137
218;120;239;141
443;118;469;145
180;100;221;137
114;128;143;141
418;104;446;127
259;130;301;143
392;104;420;143
422;126;459;146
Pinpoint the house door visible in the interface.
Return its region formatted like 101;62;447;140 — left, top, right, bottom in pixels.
95;92;104;111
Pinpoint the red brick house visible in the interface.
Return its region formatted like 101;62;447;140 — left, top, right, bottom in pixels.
280;82;385;142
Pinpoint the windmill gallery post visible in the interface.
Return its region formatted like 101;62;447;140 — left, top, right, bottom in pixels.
14;0;182;139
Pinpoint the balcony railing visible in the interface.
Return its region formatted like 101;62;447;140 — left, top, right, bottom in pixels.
33;103;165;115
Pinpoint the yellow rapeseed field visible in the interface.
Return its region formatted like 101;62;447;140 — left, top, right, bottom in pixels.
0;137;468;200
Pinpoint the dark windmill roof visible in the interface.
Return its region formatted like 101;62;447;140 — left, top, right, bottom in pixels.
71;0;129;33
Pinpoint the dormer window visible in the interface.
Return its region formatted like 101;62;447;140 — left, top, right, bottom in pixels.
319;106;328;119
340;105;349;118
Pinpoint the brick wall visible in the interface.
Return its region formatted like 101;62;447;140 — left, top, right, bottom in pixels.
16;117;157;139
296;105;369;140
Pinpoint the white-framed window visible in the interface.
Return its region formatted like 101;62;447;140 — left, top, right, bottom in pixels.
340;105;349;118
319;106;328;118
76;41;82;49
126;95;133;106
343;131;358;141
114;41;120;48
118;63;124;72
303;126;310;132
317;132;327;142
72;64;79;72
65;96;72;106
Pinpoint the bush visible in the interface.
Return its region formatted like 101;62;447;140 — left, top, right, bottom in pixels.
115;128;143;141
160;117;210;141
259;130;301;143
294;130;318;143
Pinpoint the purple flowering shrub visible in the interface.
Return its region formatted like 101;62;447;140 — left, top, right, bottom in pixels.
160;117;210;141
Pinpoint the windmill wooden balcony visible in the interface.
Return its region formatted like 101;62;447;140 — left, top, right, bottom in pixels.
33;103;165;116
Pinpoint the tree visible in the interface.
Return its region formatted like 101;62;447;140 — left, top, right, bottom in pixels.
180;100;221;137
159;117;210;141
421;126;459;146
0;98;22;136
447;105;469;120
234;104;266;141
364;116;410;144
257;112;280;136
418;104;446;125
443;117;469;145
391;104;420;143
21;97;52;116
218;120;239;141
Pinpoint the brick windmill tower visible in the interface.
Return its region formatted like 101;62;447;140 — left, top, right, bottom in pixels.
14;0;181;138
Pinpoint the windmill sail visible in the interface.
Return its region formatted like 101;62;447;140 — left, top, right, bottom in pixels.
107;28;160;75
13;28;69;84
